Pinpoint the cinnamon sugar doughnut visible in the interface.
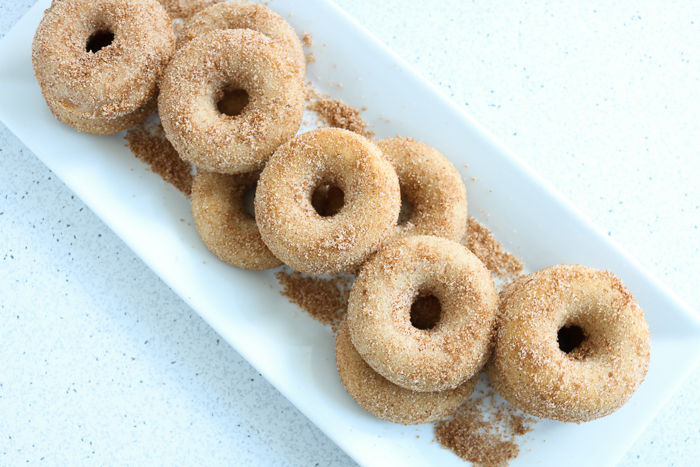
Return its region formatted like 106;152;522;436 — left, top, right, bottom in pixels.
376;137;467;243
335;319;477;425
32;0;175;134
179;1;305;76
485;265;650;423
255;128;401;275
191;170;282;270
158;28;305;174
347;235;499;392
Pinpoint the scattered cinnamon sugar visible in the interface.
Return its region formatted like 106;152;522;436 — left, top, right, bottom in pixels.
307;52;316;63
125;120;194;196
306;88;375;138
302;31;314;47
435;386;537;467
461;216;524;283
275;270;354;333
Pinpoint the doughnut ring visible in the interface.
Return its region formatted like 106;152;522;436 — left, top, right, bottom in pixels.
485;264;651;422
335;319;477;425
179;1;305;76
32;0;175;134
191;170;282;270
158;28;305;174
255;128;401;275
347;235;499;392
376;137;467;243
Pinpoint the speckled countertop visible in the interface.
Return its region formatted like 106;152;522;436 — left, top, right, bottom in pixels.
1;1;698;465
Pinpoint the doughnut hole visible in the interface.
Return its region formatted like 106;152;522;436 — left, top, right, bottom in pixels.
410;293;442;331
311;183;345;217
217;87;250;117
243;184;257;218
397;194;415;225
86;30;114;53
557;324;589;357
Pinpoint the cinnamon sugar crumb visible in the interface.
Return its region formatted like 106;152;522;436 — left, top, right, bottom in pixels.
307;52;316;63
302;31;313;47
461;216;523;283
125;120;193;196
306;88;374;137
276;270;354;333
435;387;536;467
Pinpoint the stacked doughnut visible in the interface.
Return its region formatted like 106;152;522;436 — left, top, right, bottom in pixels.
32;0;176;134
160;1;308;270
485;265;650;423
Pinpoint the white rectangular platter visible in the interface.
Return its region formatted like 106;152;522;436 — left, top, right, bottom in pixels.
2;1;700;466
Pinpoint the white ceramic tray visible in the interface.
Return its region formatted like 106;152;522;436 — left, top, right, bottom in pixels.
2;1;700;465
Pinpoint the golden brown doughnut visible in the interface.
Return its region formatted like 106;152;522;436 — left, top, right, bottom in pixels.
485;264;651;423
335;319;477;425
191;170;282;270
32;0;175;134
347;235;499;392
179;1;305;76
158;28;305;174
255;128;401;275
376;137;467;243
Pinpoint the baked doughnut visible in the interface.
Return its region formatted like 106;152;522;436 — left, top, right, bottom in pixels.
347;235;499;392
32;0;175;134
485;264;650;423
255;128;401;275
376;137;467;243
159;28;305;174
335;319;477;425
179;1;305;76
191;170;282;270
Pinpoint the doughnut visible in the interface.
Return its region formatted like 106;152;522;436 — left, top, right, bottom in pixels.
485;264;651;423
255;128;401;275
335;319;477;425
32;0;175;134
158;28;305;174
179;1;305;76
376;137;467;243
347;235;499;392
191;170;282;270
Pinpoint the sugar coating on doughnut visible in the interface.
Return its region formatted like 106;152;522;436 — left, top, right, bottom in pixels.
376;137;467;243
255;128;401;275
335;319;477;425
179;1;305;76
191;170;282;270
347;235;499;392
32;0;175;133
45;93;159;135
158;28;305;174
485;264;651;423
157;0;221;20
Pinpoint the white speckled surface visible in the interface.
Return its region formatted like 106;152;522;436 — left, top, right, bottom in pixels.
1;1;698;466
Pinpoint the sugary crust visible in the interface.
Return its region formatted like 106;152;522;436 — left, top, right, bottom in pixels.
32;0;175;133
376;137;467;243
158;28;305;174
179;1;305;76
255;128;401;275
335;319;477;425
485;264;651;423
347;235;499;392
191;170;282;270
44;93;158;135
